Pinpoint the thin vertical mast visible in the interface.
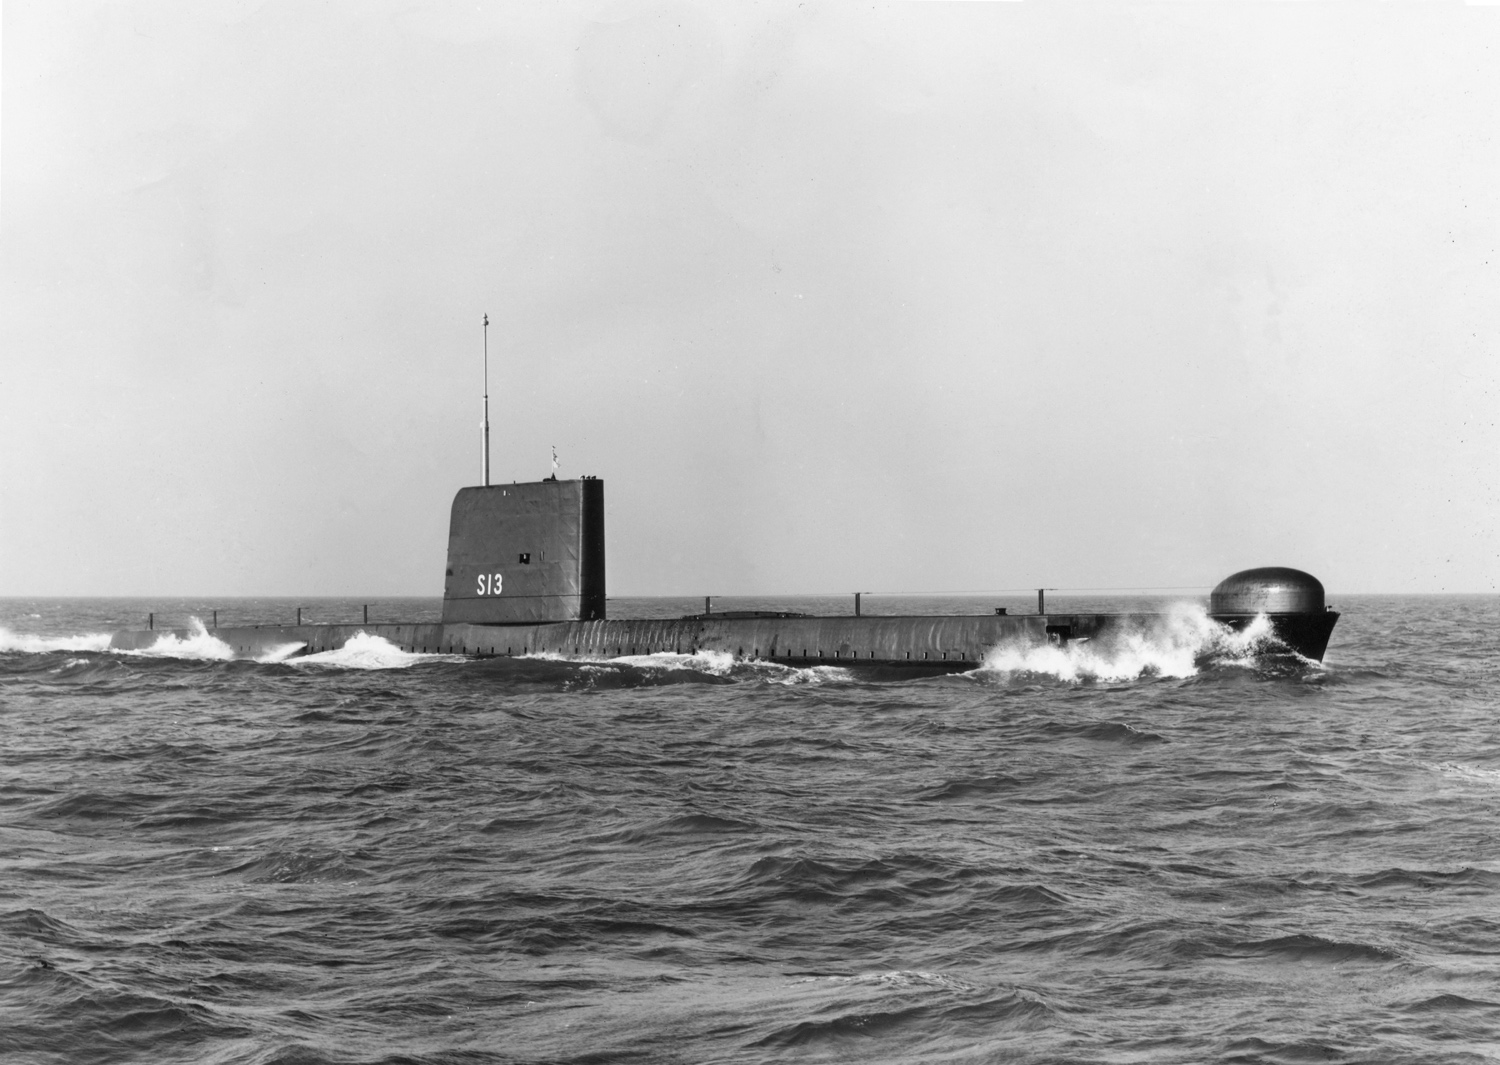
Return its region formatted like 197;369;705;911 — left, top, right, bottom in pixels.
482;313;491;486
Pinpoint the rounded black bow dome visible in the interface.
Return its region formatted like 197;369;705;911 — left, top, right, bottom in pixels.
1210;567;1325;615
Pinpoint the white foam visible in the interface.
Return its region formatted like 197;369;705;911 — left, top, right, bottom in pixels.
529;648;740;674
611;649;740;675
122;618;235;661
290;631;463;670
0;628;113;654
756;663;856;686
978;602;1283;682
546;648;856;685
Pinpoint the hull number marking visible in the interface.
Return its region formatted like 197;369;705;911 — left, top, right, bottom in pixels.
477;572;503;595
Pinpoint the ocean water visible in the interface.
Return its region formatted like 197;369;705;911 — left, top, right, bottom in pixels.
2;594;1499;1064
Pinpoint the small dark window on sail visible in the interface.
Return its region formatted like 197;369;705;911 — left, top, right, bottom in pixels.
518;553;531;564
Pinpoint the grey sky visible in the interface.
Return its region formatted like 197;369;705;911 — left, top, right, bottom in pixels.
3;1;1496;596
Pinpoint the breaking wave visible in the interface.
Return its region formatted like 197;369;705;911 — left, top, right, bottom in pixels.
2;619;238;661
289;631;463;670
108;618;236;661
0;628;113;653
0;618;240;661
979;603;1283;682
256;642;308;664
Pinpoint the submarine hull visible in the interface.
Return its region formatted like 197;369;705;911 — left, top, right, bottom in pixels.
1208;611;1340;663
108;608;1339;667
108;479;1341;668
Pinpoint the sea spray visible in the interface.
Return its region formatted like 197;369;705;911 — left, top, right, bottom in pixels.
979;602;1281;681
0;627;113;654
120;618;235;661
290;631;463;669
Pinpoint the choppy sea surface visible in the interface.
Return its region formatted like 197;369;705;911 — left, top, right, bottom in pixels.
3;594;1499;1065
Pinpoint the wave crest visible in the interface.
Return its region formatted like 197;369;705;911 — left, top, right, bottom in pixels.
0;628;113;654
290;632;462;670
120;618;235;661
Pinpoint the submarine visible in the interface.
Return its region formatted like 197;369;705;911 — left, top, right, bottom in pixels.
110;475;1340;668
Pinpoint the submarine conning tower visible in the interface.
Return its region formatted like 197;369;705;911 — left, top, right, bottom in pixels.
441;477;605;625
1209;566;1338;660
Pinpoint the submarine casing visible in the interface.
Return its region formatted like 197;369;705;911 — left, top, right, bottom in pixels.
108;607;1337;668
108;478;1340;665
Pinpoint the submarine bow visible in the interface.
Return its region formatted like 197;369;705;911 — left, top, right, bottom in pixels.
1208;567;1338;662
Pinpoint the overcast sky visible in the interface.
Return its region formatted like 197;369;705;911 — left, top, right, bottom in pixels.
3;1;1496;597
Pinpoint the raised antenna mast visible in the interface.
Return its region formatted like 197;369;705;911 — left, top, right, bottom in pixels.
481;313;491;486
